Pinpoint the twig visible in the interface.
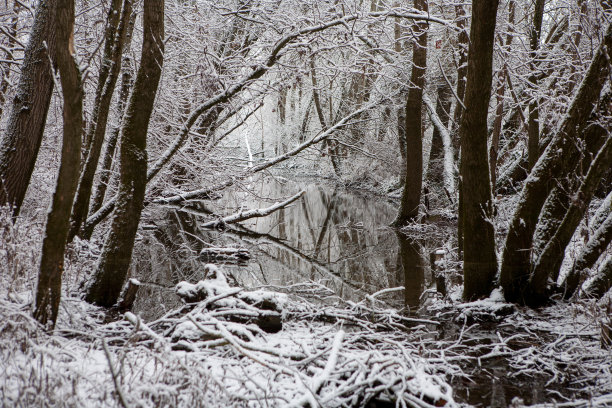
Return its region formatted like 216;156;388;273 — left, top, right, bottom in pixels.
101;339;130;408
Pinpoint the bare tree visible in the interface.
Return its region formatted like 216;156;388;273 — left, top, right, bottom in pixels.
500;22;612;304
68;0;132;241
85;0;165;307
458;0;499;300
0;0;56;215
393;0;428;226
34;0;83;328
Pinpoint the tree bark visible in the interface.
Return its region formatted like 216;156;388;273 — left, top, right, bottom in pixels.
34;0;83;328
531;93;609;262
68;0;132;241
563;211;612;298
582;255;612;299
530;136;612;302
393;0;428;226
85;0;164;307
397;102;407;186
500;22;612;304
454;4;469;258
85;10;136;240
0;0;56;215
459;0;499;300
527;0;545;171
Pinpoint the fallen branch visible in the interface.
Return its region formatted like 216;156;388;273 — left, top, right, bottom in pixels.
102;339;130;408
200;190;305;229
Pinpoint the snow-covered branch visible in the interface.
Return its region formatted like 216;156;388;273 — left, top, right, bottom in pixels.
200;190;305;229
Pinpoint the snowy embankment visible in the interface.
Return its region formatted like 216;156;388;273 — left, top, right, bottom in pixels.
1;264;460;408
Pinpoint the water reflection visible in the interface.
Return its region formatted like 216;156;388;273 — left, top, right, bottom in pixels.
133;177;435;318
396;232;425;314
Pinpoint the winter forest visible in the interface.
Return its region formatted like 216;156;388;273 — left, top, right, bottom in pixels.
0;0;611;406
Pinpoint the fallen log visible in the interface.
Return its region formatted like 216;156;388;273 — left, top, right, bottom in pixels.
199;247;250;263
172;264;285;345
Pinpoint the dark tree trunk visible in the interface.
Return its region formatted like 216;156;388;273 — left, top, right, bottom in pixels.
86;10;137;238
529;137;612;302
397;99;407;186
500;22;612;304
458;0;499;300
532;183;572;258
34;0;83;328
563;211;612;298
582;255;612;299
393;0;427;226
396;233;424;312
454;4;469;258
85;0;164;307
0;0;56;215
68;0;132;241
531;94;609;262
527;0;545;171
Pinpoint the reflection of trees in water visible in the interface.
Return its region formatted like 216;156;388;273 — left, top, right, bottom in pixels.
132;208;211;320
395;232;425;314
254;181;401;297
134;179;434;315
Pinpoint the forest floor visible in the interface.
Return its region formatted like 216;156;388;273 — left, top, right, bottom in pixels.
1;262;611;407
1;182;612;407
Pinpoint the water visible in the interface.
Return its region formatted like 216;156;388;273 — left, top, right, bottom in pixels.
129;176;570;407
132;176;433;319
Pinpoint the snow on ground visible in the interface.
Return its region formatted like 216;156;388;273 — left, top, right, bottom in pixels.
0;273;461;408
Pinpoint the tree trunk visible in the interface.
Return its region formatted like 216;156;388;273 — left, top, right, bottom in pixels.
68;0;132;241
532;182;572;258
527;0;545;171
530;136;612;303
393;0;427;226
500;22;612;304
531;93;609;262
582;255;612;299
85;0;164;307
86;10;137;238
563;210;612;298
396;233;424;312
459;0;499;300
489;0;514;191
0;0;56;215
33;0;83;328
